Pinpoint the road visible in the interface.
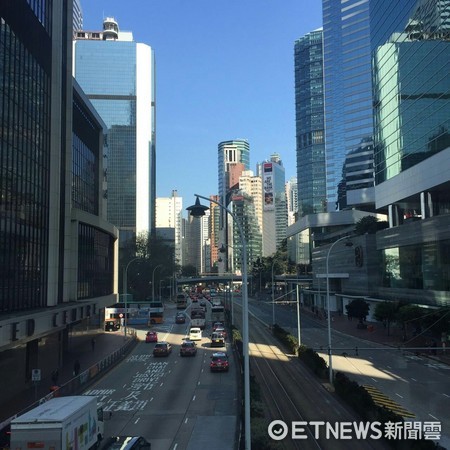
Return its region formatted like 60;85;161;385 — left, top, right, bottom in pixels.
233;299;389;450
243;295;450;448
84;303;239;450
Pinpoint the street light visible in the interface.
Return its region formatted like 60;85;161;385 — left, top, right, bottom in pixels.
326;235;353;384
271;260;276;326
123;257;141;338
152;264;163;301
187;194;251;450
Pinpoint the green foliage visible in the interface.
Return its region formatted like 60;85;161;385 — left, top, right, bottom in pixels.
298;347;327;378
180;264;197;277
272;324;299;355
374;301;399;335
346;299;370;322
354;215;388;235
120;232;178;300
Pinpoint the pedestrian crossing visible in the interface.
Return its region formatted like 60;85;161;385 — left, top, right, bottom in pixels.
362;385;416;418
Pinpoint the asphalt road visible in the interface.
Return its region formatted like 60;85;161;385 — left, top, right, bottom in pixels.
84;304;239;450
244;296;450;449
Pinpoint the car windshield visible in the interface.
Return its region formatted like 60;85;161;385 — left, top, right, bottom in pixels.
212;355;227;362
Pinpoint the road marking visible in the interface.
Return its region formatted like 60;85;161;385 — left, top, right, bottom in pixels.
192;395;196;401
429;414;439;420
173;444;178;450
184;418;188;424
197;381;201;385
371;378;378;383
387;365;391;369
411;378;417;382
443;393;450;398
160;382;164;387
363;385;415;418
123;384;127;388
396;393;403;399
134;418;140;424
150;397;154;402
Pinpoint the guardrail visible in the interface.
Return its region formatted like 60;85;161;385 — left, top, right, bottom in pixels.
0;330;138;439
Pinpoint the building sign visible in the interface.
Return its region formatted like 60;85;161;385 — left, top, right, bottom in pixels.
263;163;274;210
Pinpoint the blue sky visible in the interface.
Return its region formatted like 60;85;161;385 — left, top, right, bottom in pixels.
80;0;323;216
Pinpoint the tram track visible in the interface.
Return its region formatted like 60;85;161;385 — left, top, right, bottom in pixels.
235;305;389;450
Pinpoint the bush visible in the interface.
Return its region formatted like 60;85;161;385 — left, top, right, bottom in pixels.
298;347;327;378
272;324;299;355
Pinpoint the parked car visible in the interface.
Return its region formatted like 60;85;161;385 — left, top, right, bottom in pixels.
175;313;186;324
180;340;197;356
153;341;172;357
210;332;225;348
210;352;229;372
105;320;120;332
145;331;158;343
189;327;202;341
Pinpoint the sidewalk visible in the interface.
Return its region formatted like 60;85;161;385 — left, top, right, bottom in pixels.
300;306;450;366
1;330;133;427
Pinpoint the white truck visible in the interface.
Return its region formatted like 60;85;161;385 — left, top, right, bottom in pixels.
10;396;104;450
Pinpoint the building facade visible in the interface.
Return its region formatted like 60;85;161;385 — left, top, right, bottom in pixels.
322;0;375;211
285;176;298;226
258;153;287;256
294;29;326;217
156;190;183;266
0;0;118;409
73;17;156;248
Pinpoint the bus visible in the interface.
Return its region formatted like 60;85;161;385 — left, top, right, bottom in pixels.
148;300;164;324
176;293;188;309
104;303;150;327
190;307;206;330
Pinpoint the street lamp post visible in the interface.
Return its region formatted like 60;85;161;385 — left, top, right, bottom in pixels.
271;260;276;326
326;235;352;385
152;264;163;302
123;257;141;338
187;194;251;450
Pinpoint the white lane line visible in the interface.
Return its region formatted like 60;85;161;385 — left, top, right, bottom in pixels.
429;414;439;420
173;444;178;450
134;418;140;424
443;393;450;398
184;418;189;424
371;378;378;383
192;395;196;401
396;393;403;399
411;378;417;382
160;382;164;387
150;397;154;402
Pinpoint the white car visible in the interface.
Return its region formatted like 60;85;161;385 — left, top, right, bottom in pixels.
189;327;202;341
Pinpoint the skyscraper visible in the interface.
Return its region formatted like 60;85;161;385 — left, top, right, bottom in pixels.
156;191;183;266
322;0;375;211
294;29;326;217
73;18;156;246
0;0;118;407
258;153;287;256
371;0;450;306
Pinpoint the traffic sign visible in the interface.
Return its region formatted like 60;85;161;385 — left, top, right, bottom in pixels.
31;369;41;381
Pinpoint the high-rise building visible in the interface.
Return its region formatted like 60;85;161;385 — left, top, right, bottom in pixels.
218;139;250;206
371;0;450;307
258;154;287;256
322;0;375;211
217;139;250;273
0;1;118;407
73;17;156;247
285;177;298;227
156;191;183;266
294;29;326;217
73;0;83;30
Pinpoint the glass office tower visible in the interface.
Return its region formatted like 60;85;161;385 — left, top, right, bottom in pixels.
294;29;326;217
371;0;450;303
73;18;156;245
322;0;375;211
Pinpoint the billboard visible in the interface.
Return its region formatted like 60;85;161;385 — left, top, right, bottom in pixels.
263;163;274;210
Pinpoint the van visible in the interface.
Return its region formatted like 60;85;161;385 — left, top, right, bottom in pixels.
189;327;202;341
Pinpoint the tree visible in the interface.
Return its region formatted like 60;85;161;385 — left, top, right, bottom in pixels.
120;232;179;301
354;216;388;235
374;301;399;336
396;304;425;340
346;299;370;323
